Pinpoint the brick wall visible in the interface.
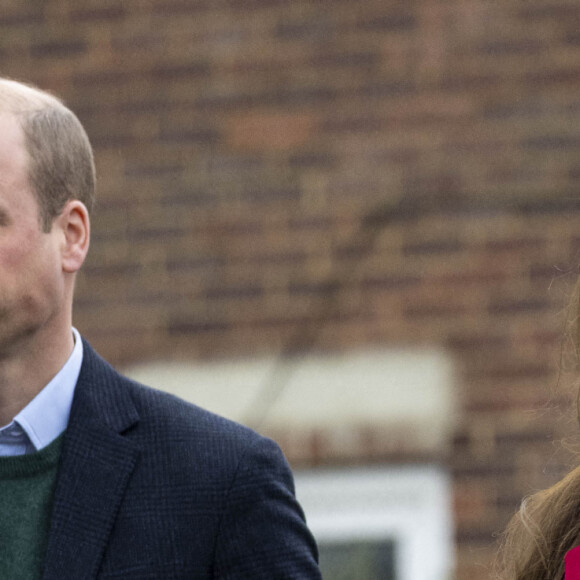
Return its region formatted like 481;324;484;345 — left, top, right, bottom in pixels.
3;1;580;577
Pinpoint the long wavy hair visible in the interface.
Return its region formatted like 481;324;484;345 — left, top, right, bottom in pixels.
495;278;580;579
496;466;580;579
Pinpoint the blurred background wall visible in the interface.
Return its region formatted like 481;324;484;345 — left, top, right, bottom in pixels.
3;0;580;577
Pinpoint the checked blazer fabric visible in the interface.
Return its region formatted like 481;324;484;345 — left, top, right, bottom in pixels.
40;339;322;580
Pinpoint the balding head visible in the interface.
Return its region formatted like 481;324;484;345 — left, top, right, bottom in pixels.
0;78;95;232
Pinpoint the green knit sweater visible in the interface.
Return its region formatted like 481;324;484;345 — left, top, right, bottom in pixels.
0;435;63;580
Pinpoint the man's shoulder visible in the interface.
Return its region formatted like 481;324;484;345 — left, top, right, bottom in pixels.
112;373;289;486
125;373;259;444
77;338;274;465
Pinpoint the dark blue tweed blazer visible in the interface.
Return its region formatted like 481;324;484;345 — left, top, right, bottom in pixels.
41;340;321;580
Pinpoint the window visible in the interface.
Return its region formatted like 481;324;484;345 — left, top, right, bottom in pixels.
319;538;397;579
295;466;453;580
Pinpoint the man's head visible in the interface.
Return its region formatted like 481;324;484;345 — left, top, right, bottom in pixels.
0;79;93;357
0;79;95;232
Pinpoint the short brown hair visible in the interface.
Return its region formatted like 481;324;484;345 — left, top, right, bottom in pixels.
0;79;95;232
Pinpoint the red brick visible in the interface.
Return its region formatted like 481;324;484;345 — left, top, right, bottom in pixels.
225;112;316;151
6;2;580;576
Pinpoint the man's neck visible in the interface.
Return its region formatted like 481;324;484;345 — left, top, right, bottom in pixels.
0;326;75;427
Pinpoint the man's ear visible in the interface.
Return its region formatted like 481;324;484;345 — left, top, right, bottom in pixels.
55;200;90;273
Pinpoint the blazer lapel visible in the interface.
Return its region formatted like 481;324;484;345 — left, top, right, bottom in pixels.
42;341;140;580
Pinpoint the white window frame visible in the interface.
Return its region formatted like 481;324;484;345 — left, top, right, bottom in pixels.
295;465;454;580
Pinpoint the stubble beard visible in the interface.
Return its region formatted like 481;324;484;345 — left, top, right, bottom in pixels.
0;306;40;359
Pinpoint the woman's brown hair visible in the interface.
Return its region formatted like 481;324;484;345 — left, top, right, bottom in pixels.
496;279;580;579
496;466;580;579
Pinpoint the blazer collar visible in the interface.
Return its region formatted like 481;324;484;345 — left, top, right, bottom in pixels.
67;338;139;434
42;339;141;580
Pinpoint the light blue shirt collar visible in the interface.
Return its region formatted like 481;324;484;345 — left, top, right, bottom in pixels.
0;327;83;456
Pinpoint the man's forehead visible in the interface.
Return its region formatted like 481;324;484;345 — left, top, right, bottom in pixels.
0;79;58;112
0;113;31;187
0;113;41;225
0;112;27;152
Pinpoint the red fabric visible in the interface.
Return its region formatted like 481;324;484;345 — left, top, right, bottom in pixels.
565;546;580;579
